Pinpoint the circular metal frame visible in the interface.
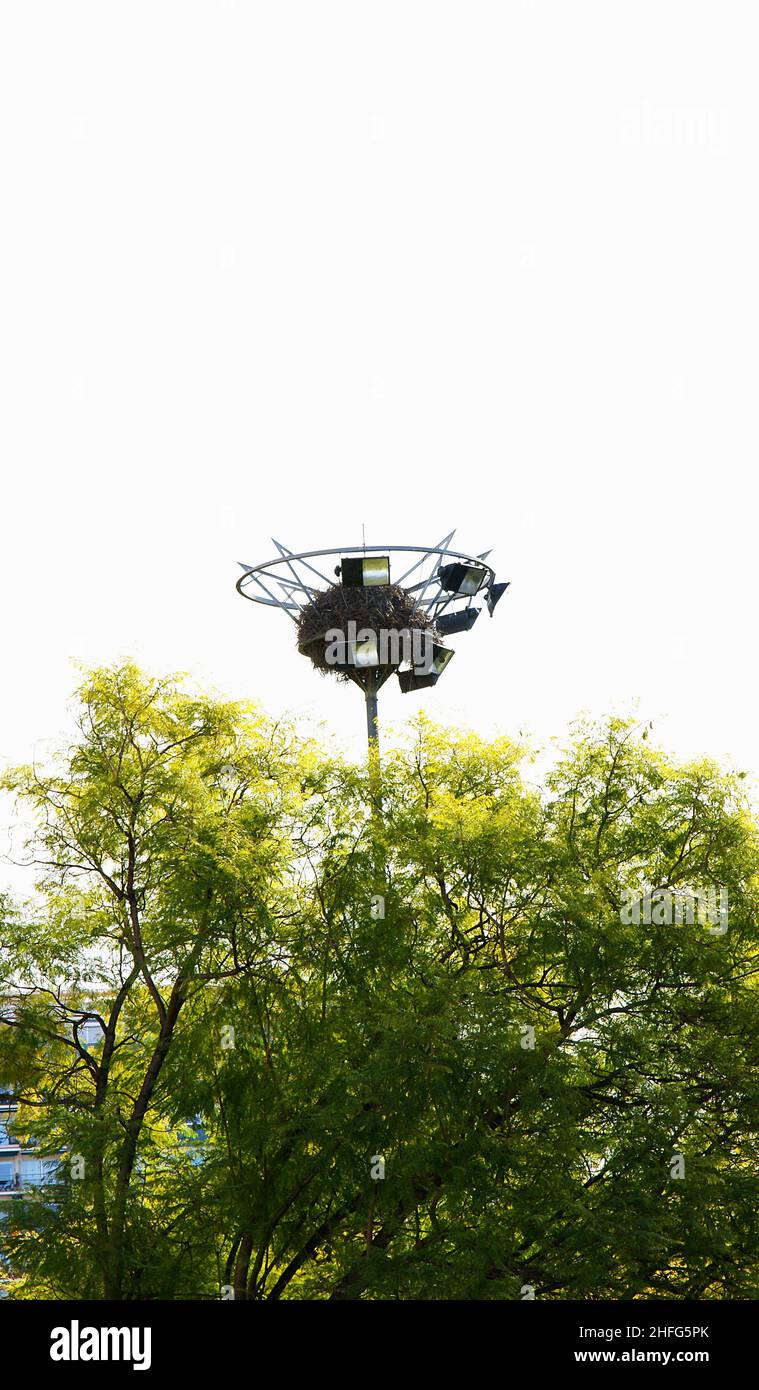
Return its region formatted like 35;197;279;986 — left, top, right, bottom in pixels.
236;534;496;625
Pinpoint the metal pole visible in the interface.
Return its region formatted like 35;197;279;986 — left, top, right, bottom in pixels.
365;682;379;752
364;672;382;813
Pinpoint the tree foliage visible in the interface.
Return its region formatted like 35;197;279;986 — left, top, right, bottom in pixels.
1;665;758;1299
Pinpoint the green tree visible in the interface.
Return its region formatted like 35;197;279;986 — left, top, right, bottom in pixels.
0;662;305;1297
2;671;758;1300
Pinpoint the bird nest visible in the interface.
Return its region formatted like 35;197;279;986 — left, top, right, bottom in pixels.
297;583;437;681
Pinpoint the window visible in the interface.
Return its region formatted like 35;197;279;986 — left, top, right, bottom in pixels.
0;1163;16;1191
21;1158;58;1187
79;1021;104;1048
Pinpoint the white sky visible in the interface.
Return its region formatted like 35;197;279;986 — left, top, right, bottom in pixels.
1;2;758;890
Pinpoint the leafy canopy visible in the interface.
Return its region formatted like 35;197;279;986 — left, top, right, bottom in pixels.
1;666;758;1300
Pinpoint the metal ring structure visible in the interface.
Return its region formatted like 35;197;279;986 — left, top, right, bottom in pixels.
236;532;496;625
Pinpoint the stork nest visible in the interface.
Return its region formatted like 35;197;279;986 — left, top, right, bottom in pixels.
297;583;437;681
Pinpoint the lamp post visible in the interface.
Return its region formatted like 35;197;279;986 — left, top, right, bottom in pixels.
236;533;509;764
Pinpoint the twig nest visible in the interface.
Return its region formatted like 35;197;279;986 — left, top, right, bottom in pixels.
297;583;436;681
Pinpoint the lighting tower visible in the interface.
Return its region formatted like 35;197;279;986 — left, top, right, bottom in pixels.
236;533;509;760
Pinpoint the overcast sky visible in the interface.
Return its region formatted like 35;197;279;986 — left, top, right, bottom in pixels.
1;2;757;885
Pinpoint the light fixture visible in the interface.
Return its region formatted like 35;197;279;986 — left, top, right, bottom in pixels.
436;607;481;635
438;562;487;596
301;631;380;668
486;581;510;616
338;556;390;587
350;634;380;667
398;644;454;693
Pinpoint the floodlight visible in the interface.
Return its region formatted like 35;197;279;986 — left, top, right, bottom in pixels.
339;555;390;587
351;635;380;667
398;644;454;693
438;562;487;596
436;606;481;635
300;632;380;668
486;581;510;616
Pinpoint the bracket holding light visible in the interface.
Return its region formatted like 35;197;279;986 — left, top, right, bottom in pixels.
236;532;509;756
